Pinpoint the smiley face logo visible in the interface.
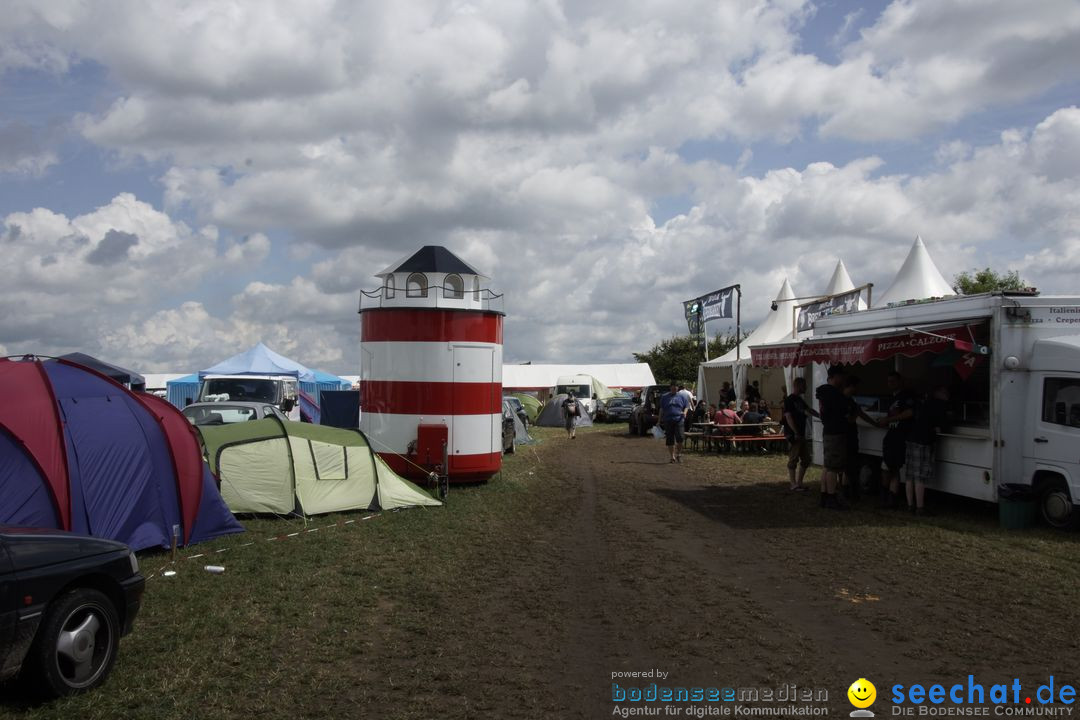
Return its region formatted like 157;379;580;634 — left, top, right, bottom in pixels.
848;678;876;709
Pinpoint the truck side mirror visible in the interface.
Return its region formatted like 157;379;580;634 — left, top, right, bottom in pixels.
281;398;296;412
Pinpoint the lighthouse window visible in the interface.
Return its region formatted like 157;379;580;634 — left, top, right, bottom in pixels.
444;274;464;299
473;276;480;298
406;272;428;298
384;275;396;299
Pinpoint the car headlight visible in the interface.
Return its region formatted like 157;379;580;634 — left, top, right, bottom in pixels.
129;551;140;575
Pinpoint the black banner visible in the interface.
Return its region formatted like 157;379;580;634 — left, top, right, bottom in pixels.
796;289;861;332
701;286;736;321
684;298;702;334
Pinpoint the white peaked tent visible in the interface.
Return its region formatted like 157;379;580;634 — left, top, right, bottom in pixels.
875;235;955;307
823;259;868;310
697;279;799;408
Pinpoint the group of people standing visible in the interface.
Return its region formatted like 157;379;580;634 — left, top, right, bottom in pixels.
782;367;948;513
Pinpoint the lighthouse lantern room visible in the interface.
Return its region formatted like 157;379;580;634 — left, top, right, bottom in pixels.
359;246;505;482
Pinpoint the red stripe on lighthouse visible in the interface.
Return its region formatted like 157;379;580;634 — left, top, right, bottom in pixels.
359;380;501;415
380;451;502;483
361;309;503;344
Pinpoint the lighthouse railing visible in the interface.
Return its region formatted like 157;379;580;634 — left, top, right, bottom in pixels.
359;286;504;313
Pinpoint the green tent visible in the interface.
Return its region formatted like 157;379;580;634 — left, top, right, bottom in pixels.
510;392;543;422
198;419;441;515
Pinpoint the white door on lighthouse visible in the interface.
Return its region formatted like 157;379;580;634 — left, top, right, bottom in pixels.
452;345;496;468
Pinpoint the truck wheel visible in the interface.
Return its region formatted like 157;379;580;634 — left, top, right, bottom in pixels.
1038;479;1077;530
24;588;120;697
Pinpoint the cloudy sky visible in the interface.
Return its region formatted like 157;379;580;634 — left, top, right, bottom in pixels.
1;0;1078;375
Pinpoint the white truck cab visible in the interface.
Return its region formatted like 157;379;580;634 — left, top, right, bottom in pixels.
197;375;300;421
554;374;599;416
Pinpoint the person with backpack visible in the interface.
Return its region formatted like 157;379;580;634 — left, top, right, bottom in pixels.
561;392;581;439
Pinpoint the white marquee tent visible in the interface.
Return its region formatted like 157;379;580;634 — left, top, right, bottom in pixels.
875;235;955;307
502;364;656;393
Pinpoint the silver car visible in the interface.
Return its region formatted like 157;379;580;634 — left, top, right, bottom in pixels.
181;401;289;426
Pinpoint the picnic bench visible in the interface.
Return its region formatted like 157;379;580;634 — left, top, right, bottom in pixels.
689;422;786;453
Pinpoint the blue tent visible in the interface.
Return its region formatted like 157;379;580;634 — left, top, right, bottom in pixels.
0;357;243;550
167;373;200;409
200;342;316;381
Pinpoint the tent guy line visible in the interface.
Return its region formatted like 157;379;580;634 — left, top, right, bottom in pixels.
143;513;383;582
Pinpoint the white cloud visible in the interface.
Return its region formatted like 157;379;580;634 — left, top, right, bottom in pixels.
1;2;1079;372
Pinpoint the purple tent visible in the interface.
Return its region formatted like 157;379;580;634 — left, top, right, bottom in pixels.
0;357;243;551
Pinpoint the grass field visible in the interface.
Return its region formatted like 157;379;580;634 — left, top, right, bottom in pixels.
3;424;1079;719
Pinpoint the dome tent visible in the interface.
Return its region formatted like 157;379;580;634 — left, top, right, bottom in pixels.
0;357;243;550
875;235;955;307
535;394;593;428
198;418;442;516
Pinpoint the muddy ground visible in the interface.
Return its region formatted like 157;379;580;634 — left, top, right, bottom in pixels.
404;425;1080;718
5;424;1079;720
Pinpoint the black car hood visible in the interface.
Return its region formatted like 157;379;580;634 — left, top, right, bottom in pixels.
1;526;129;573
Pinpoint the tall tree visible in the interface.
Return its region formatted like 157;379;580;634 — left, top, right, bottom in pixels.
634;332;741;388
953;268;1027;295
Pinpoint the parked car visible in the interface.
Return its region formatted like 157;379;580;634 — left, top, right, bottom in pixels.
182;401;289;426
501;400;517;454
0;526;144;697
503;396;529;429
597;396;634;423
629;385;667;436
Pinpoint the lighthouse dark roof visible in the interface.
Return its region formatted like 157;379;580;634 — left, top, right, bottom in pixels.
377;246;484;277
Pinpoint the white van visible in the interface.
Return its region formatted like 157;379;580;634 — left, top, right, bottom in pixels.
553;374;601;417
197;375;300;421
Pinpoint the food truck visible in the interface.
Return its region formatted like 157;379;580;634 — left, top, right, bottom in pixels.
751;291;1080;528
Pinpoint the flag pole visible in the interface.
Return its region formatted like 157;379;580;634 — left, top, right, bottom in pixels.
735;284;742;360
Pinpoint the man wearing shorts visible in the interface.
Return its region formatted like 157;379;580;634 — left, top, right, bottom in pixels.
905;386;948;515
815;365;849;510
659;381;690;463
783;377;819;491
879;371;916;509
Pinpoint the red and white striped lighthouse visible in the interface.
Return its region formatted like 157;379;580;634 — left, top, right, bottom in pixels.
359;246;504;482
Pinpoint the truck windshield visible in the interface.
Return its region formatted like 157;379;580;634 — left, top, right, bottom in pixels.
558;385;591;398
202;379;279;403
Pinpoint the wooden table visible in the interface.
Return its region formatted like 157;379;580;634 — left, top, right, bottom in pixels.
689;422;786;452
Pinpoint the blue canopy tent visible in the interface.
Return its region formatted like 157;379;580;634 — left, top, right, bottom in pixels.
167;373;200;409
199;342;316;381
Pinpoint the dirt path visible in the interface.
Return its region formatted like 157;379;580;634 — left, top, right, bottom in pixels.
498;427;1080;718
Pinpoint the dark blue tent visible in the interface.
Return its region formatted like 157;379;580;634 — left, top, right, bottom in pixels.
0;357;243;551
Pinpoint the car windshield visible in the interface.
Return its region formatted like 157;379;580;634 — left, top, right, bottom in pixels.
607;398;632;407
202;379;278;403
183;405;258;425
557;385;591;398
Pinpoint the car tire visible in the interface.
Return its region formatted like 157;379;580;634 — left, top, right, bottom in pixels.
24;587;121;698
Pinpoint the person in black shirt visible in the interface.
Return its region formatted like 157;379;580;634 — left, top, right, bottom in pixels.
816;365;850;510
746;380;762;404
878;371;917;509
783;377;819;491
904;386;949;515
